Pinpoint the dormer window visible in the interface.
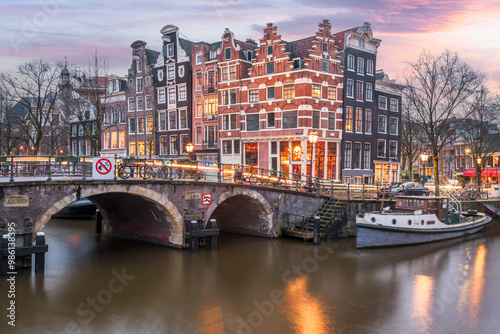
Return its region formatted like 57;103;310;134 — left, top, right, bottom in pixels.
359;38;365;48
196;51;203;64
225;47;231;60
137;61;142;72
210;50;216;59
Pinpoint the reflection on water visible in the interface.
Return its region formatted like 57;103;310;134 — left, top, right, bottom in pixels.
282;276;333;334
1;218;500;334
412;275;434;333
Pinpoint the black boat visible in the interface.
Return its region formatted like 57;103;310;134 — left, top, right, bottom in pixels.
484;203;500;220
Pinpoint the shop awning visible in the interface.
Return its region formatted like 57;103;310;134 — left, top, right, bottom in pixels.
463;169;477;177
482;168;500;177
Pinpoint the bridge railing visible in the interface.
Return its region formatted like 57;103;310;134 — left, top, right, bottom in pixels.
1;155;384;199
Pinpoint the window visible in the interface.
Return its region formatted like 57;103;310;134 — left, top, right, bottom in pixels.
267;86;275;100
283;85;294;99
146;95;152;110
355;108;362;133
158;89;165;104
359;38;365;48
344;142;352;168
205;97;217;116
230;89;237;104
230;114;237;129
353;143;361;169
347;55;354;70
328;112;335;130
363;143;371;169
322;59;328;72
104;109;109;125
205;125;216;148
136;96;144;111
160;136;168;155
267;45;273;55
364;109;372;134
225;47;231;60
282;110;297;129
178;86;187;101
229;65;237;80
345;106;353;131
207;71;216;91
327;86;336;100
158;70;164;81
159;111;166;131
169;110;177;129
222;115;230;130
129;141;136;155
249;89;259;103
128;97;135;111
168;87;176;105
196;51;202;64
379;96;387;109
170;136;178;155
356;81;363;101
222;67;228;81
112;107;117;124
390;117;398;135
103;132;109;149
367;60;374;75
378;115;387;133
365;83;373;101
128;117;136;134
119;106;125;123
312;84;321;99
267;112;275;128
167;66;175;80
266;62;274;74
323;42;328;53
377;140;386;157
234;140;240;154
210;50;216;59
312;110;320;129
390;98;399;112
137;117;145;134
180;109;187;129
246;114;260;131
389;141;398;158
346;79;353;98
119;131;125;148
356;58;364;75
167;44;173;57
222;90;229;105
180;135;189;154
136;78;143;93
136;61;142;72
71;125;77;136
196;127;202;145
111;132;118;149
222;140;232;154
196;72;202;91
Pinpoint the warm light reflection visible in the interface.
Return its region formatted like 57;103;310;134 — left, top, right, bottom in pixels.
412;275;434;333
458;244;487;330
68;233;81;248
199;306;224;334
282;276;332;334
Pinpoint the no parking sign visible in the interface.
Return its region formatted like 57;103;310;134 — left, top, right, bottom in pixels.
92;157;114;179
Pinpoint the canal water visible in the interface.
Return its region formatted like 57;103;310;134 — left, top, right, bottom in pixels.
2;217;500;334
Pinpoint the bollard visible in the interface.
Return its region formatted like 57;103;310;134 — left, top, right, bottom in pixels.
95;209;102;234
313;216;321;245
190;220;199;250
208;219;218;249
35;232;46;271
1;234;9;274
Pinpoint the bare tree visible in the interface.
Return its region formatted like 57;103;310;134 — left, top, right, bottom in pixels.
459;87;500;190
404;50;485;195
401;97;426;180
0;75;22;155
1;59;63;155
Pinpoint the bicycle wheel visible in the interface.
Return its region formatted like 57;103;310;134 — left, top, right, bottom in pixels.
117;165;132;179
248;173;258;185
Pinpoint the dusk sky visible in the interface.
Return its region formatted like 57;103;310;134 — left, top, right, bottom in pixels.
2;0;500;87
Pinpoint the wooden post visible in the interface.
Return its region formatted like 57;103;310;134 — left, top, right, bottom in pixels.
95;209;102;234
190;220;199;250
1;234;8;275
313;216;321;245
208;219;217;249
35;232;46;271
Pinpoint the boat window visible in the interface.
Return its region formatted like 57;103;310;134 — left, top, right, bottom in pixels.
428;200;438;209
392;219;396;225
443;200;448;209
408;220;412;225
417;200;424;208
421;220;424;225
371;217;376;223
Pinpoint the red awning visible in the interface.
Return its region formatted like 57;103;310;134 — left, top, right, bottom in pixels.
463;169;476;177
482;168;500;177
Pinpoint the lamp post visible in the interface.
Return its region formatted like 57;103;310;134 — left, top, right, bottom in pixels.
185;142;194;161
420;152;429;185
308;131;318;181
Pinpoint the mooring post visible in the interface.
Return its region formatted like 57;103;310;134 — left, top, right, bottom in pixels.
190;220;199;250
313;216;321;245
208;219;218;249
35;232;46;271
95;209;102;234
1;234;9;275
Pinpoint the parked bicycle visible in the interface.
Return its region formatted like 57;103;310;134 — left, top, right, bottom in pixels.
0;163;11;176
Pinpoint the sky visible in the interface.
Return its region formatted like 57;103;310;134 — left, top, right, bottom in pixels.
1;0;500;87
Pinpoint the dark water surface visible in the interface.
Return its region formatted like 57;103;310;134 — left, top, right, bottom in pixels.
2;218;500;334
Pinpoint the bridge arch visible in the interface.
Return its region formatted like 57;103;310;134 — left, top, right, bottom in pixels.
37;185;184;247
206;187;275;237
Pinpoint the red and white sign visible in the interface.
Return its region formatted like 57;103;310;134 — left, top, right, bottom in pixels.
202;193;212;205
92;157;114;179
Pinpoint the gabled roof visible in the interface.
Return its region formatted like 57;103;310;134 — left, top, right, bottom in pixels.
145;48;160;66
286;36;315;59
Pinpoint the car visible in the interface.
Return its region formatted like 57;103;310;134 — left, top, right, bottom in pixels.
378;181;430;198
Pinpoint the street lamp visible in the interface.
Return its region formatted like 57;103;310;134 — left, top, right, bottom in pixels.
308;131;318;181
420;152;429;184
185;142;194;161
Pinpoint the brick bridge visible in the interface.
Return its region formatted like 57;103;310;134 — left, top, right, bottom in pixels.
0;180;330;248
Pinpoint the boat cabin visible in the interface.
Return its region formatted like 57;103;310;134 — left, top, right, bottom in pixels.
395;196;450;221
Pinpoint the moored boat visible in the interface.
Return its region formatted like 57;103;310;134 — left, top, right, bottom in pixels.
483;203;500;220
356;196;491;248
